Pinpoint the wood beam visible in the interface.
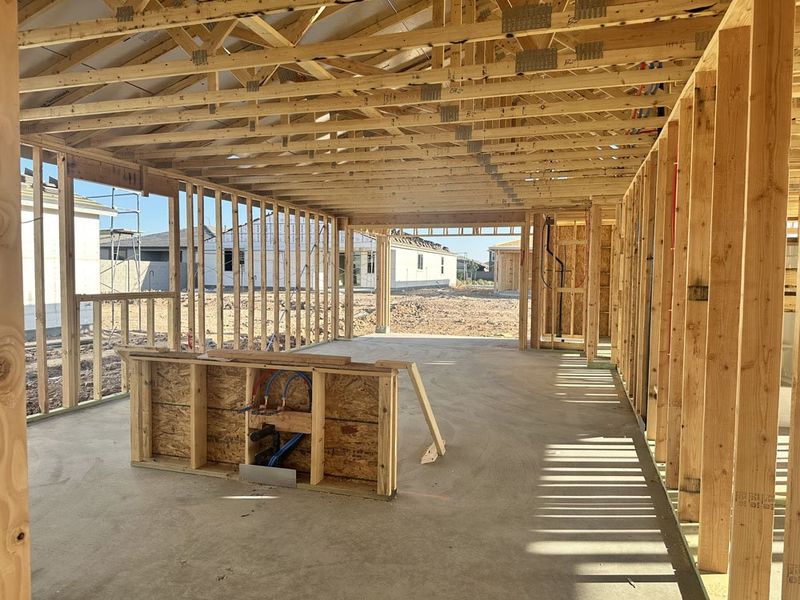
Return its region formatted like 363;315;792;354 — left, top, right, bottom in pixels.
729;1;794;596
697;25;750;574
0;0;31;595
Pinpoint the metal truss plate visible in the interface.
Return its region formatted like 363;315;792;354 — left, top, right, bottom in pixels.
467;140;483;153
420;83;442;102
484;164;498;175
502;4;552;34
515;48;558;73
116;5;134;21
277;68;299;83
192;50;208;66
477;153;491;165
576;41;604;62
575;0;607;20
440;105;460;123
246;80;260;93
455;125;473;140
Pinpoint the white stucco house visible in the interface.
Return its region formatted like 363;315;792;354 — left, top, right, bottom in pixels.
20;174;116;336
351;232;458;290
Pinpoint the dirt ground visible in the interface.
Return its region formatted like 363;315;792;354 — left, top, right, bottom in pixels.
25;285;517;415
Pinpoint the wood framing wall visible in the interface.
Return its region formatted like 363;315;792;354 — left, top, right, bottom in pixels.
611;1;798;597
1;2;31;597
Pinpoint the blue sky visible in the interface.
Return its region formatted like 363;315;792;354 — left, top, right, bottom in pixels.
23;157;512;260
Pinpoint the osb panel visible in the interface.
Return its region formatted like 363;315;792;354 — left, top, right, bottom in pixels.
207;365;246;410
151;362;190;406
152;403;190;459
207;408;244;465
326;374;379;423
273;421;378;482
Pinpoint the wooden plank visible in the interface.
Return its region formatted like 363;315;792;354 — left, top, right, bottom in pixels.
215;190;223;348
250;410;312;434
678;68;717;523
305;211;311;346
141;361;153;460
244;367;256;464
294;209;302;345
786;234;800;598
729;2;794;597
665;96;694;490
344;224;354;339
310;370;326;485
518;212;532;350
185;184;196;350
531;213;544;350
189;363;208;469
284;206;292;348
696;26;750;573
57;152;79;409
197;187;206;352
120;300;129;392
653;121;679;460
232;195;241;349
314;214;321;343
93;301;102;401
0;1;32;589
205;349;351;366
260;200;269;351
31;146;48;414
146;298;155;347
130;360;143;462
586;204;602;360
246;197;255;349
407;362;446;457
377;375;393;497
272;203;280;350
167;191;181;350
324;216;332;340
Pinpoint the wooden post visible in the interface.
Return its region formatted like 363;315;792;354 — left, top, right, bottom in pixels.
120;300;129;392
31;147;48;414
344;223;354;339
376;230;391;334
610;204;622;365
377;375;393;497
678;69;717;523
283;206;291;347
215;190;224;348
185;184;195;350
0;1;32;590
146;298;155;347
786;199;800;596
530;213;543;350
729;2;794;597
314;214;322;343
260;200;268;350
518;212;532;350
167;190;181;350
331;216;339;339
586;204;602;361
93;301;102;401
304;211;311;345
196;187;206;351
310;370;326;485
294;209;302;345
635;154;658;415
57;152;79;409
246;197;255;349
189;364;207;469
665;96;694;490
272;203;280;350
323;216;330;341
654;120;679;462
232;196;241;349
697;26;750;574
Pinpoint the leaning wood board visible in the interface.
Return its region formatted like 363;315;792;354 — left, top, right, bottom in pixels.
126;350;398;499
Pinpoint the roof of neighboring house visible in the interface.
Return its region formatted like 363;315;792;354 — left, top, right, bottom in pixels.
100;226;215;249
457;256;490;270
488;239;522;251
20;174;117;218
390;235;456;256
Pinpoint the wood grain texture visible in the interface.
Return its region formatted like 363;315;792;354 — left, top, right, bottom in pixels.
0;0;31;591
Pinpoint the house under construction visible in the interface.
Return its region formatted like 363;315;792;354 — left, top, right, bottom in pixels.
2;1;798;599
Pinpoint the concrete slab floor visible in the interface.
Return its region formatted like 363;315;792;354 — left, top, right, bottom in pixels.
27;335;704;600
